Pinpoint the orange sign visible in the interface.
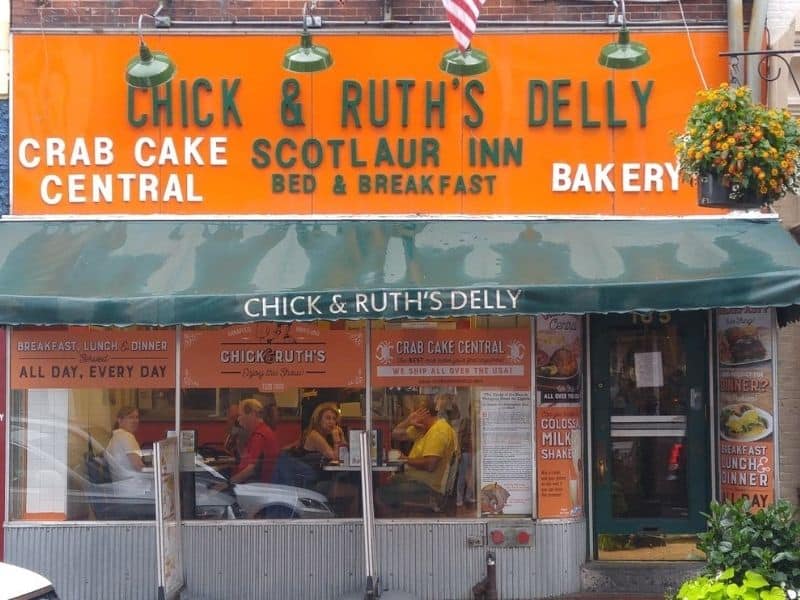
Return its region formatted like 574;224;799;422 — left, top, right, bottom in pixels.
10;327;175;389
536;405;583;519
11;32;728;217
716;308;776;509
372;328;530;387
181;323;364;390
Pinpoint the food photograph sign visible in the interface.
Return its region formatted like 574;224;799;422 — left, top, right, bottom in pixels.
535;315;584;519
716;308;775;508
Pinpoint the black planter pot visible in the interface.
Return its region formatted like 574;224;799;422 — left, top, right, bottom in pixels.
697;172;762;208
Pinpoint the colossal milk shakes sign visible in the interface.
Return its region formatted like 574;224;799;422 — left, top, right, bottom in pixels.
11;32;727;217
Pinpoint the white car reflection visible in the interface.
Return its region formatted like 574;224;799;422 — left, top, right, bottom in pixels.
193;459;334;519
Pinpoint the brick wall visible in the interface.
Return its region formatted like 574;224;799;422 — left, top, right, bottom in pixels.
12;0;733;29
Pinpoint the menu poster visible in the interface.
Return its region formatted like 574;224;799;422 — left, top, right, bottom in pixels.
154;437;183;600
372;329;530;388
716;308;776;509
536;405;583;519
11;327;174;389
479;390;533;516
535;316;583;403
181;322;364;391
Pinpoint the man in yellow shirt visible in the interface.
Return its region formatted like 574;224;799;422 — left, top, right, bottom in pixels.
377;396;458;512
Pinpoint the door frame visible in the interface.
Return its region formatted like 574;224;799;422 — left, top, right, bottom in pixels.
585;310;716;558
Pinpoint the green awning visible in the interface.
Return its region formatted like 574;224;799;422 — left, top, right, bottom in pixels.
1;218;799;325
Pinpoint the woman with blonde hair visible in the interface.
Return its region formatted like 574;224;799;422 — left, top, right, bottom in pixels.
106;406;145;482
300;402;347;460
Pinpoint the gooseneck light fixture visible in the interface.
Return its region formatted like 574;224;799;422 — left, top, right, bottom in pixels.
283;1;333;73
598;0;650;69
125;5;176;88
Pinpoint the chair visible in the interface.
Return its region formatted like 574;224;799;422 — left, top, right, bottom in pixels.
401;451;460;515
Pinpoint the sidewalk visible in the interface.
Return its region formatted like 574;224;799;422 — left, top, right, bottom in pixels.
546;594;666;600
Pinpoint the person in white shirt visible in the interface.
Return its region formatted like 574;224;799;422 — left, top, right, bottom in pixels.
105;406;145;481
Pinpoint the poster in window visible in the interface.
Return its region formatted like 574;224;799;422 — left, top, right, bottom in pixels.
479;390;533;516
716;308;775;509
535;316;583;404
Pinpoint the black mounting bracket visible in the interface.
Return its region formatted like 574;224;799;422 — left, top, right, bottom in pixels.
719;49;800;96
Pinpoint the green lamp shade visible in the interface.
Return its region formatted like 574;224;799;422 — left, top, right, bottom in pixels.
126;42;176;88
283;32;333;73
598;29;650;69
439;47;489;76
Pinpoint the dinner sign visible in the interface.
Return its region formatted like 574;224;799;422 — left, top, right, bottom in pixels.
716;308;775;509
11;327;174;389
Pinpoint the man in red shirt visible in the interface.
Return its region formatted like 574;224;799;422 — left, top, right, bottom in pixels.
229;398;279;484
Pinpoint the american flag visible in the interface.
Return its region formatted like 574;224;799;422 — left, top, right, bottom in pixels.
442;0;487;52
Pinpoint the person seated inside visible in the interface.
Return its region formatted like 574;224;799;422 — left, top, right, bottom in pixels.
377;396;458;513
106;406;146;482
229;398;279;484
300;402;348;460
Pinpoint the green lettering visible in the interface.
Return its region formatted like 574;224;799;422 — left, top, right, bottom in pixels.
302;138;323;168
180;80;189;127
222;78;242;126
396;80;415;127
370;80;389;127
454;175;467;194
504;138;523;166
192;78;213;127
151;81;173;127
275;138;297;168
464;80;484;128
528;80;548;127
397;138;416;168
632;80;654;127
580;82;600;128
327;139;344;168
606;80;626;128
251;138;271;168
375;138;394;167
127;87;147;127
425;81;446;128
281;79;304;126
341;80;362;127
420;138;440;167
553;79;571;127
349;139;366;167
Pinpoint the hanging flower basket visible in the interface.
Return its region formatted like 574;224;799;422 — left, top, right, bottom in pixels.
697;172;762;209
673;83;800;208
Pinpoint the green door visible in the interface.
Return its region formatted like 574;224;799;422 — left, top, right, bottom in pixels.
590;311;710;556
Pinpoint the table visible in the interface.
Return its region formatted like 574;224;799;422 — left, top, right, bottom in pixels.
321;463;404;517
323;463;403;473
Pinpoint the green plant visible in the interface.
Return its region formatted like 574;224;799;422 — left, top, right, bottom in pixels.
698;498;800;589
674;568;789;600
673;82;800;204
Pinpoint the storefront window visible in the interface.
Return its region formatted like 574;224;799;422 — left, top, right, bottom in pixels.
8;326;176;521
180;321;366;520
371;317;533;519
